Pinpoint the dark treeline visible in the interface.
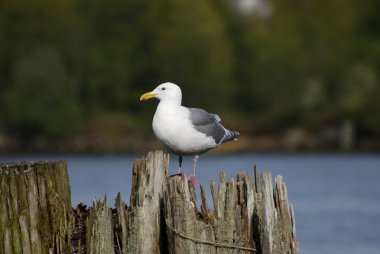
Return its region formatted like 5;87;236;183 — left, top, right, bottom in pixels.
0;0;379;152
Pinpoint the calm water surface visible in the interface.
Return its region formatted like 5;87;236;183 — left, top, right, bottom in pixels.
1;153;379;254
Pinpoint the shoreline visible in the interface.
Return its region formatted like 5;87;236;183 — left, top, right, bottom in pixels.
1;133;379;154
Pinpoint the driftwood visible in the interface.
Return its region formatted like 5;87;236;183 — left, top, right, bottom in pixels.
0;151;298;254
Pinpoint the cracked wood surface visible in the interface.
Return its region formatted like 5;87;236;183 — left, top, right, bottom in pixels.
0;151;298;254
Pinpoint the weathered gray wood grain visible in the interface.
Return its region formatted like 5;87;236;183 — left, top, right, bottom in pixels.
0;151;298;254
0;161;72;254
86;198;114;254
127;150;168;254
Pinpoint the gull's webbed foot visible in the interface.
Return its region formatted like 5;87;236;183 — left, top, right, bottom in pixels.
187;174;199;188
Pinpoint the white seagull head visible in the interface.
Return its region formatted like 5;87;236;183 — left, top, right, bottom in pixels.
140;82;182;104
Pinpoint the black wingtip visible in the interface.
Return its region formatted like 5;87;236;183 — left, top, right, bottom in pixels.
231;130;240;138
222;130;240;143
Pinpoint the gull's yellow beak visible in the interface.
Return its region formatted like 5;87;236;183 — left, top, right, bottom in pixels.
140;91;156;101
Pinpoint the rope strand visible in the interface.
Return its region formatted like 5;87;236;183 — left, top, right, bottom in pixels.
165;219;256;252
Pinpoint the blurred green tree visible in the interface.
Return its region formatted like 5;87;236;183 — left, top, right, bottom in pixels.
0;0;379;148
4;48;82;137
145;0;234;110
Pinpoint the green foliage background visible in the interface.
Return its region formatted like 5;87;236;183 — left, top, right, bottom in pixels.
0;0;379;149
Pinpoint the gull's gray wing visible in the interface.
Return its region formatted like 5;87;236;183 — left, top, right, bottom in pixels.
188;108;238;145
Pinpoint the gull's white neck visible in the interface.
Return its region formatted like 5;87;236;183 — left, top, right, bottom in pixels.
156;103;179;117
157;98;182;112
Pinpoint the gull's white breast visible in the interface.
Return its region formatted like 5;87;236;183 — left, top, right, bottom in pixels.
152;103;216;155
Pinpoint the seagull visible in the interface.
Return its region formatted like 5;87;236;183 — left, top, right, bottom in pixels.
140;82;239;186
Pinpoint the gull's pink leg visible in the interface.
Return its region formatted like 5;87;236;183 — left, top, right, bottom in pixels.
193;155;198;176
188;155;199;188
188;175;198;188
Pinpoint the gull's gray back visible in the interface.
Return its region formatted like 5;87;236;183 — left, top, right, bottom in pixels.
188;108;226;144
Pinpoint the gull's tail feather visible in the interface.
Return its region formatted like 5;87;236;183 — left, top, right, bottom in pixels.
221;130;240;144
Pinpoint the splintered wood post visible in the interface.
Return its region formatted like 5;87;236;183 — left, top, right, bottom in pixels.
0;161;72;254
86;197;114;254
127;150;169;254
252;172;299;254
115;193;128;254
0;150;298;254
164;176;217;254
164;169;298;254
164;173;257;254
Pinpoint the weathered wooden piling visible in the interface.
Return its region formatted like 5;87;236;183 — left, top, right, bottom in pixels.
0;151;298;254
86;198;114;254
163;170;298;254
0;161;72;254
126;151;168;254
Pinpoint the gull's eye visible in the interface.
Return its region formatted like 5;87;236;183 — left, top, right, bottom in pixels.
161;87;166;91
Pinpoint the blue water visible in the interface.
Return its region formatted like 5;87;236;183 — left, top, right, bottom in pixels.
1;153;379;254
